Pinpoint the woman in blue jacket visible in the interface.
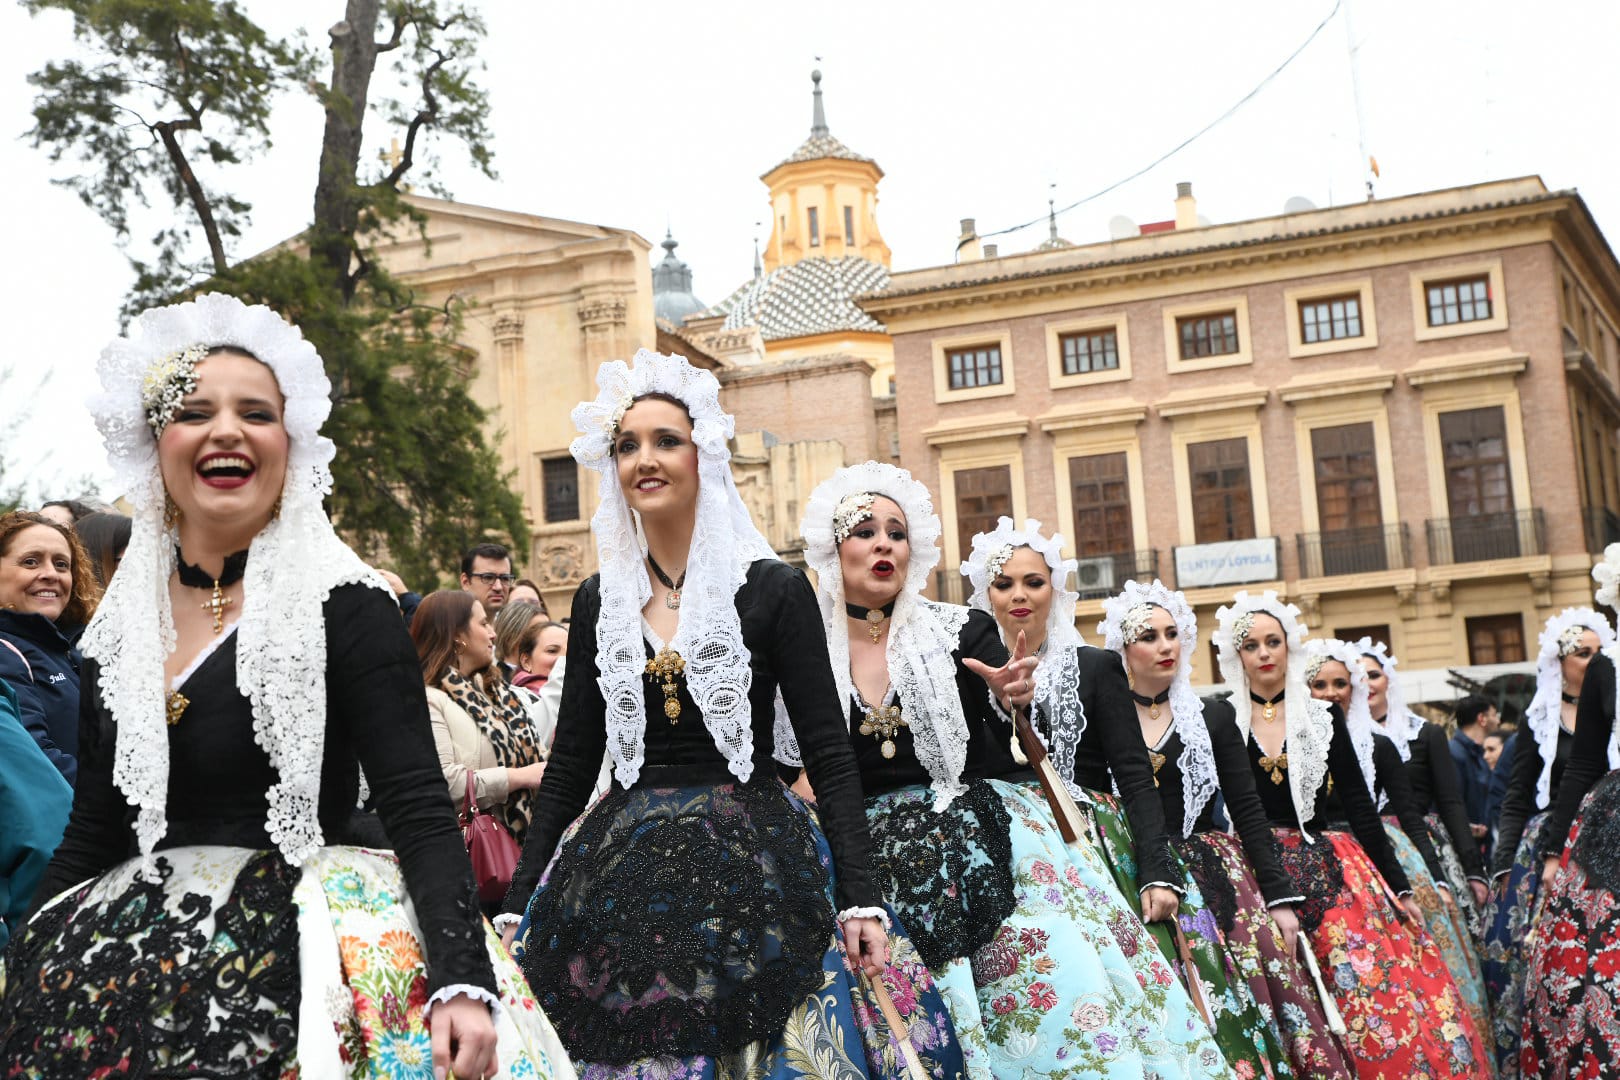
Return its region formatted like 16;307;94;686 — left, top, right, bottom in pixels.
0;677;73;947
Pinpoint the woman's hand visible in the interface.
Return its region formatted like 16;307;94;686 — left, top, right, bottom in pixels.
1399;895;1425;931
963;630;1039;711
1269;903;1300;956
500;922;520;954
790;769;817;804
1542;855;1561;892
509;763;547;790
841;916;889;976
1470;879;1490;909
1140;885;1179;924
430;994;498;1080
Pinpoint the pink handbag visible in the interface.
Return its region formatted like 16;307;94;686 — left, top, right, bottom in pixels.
460;772;520;902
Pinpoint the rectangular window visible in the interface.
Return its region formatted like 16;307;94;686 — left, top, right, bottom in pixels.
1426;275;1492;326
1312;422;1382;532
1059;328;1120;375
1466;613;1526;665
1069;453;1134;558
1300;294;1363;343
1177;312;1240;359
946;344;1004;390
1188;437;1256;543
1441;407;1513;519
1335;624;1391;648
954;466;1013;563
807;206;820;247
542;456;579;522
844;205;855;244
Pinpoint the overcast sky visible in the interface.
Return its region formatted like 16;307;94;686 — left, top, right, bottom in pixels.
5;0;1618;502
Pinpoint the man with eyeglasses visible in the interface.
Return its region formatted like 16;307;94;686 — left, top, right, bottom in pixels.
459;542;516;615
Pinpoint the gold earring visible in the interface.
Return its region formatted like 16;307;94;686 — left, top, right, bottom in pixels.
163;494;182;530
1126;666;1136;691
270;494;283;520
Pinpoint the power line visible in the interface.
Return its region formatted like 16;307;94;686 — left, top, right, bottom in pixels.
980;0;1344;241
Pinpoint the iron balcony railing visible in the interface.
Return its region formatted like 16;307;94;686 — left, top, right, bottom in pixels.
1426;509;1546;565
1296;523;1411;578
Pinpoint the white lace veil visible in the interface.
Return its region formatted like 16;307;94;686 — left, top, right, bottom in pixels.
1098;579;1215;838
84;293;389;876
570;350;778;788
1213;590;1334;840
1526;606;1617;809
1305;637;1383;810
1354;637;1419;763
801;461;971;810
1593;545;1620;769
959;517;1084;782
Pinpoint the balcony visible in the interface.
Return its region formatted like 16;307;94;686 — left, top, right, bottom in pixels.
1584;506;1620;555
1426;509;1546;564
1297;524;1411;578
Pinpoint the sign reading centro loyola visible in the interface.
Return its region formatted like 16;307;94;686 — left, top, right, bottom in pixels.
1174;537;1280;589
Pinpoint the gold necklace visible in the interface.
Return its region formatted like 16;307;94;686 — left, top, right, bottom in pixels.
645;647;686;721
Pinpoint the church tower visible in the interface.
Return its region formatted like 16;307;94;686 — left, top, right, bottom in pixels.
760;70;892;272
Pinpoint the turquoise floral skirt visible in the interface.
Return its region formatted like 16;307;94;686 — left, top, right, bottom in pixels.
864;778;1228;1080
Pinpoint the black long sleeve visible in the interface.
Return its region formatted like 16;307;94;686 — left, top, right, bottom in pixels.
1326;709;1411;894
1203;698;1296;905
1374;734;1446;884
1409;723;1488;881
1541;651;1616;862
1493;717;1564;877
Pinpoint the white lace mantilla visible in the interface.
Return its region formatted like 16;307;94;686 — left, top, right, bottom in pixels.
1527;607;1617;809
82;293;391;876
570;351;778;789
1352;636;1418;762
1099;579;1216;838
1307;637;1384;811
1214;590;1332;838
803;461;973;809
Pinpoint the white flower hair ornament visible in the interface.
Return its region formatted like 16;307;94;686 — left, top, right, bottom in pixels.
1305;637;1382;810
1099;579;1216;837
801;461;971;809
961;518;1086;786
1213;590;1334;839
1526;606;1618;809
572;350;778;788
83;292;388;878
1353;637;1419;762
1594;542;1620;611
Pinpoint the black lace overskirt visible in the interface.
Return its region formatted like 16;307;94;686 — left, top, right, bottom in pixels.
864;779;1017;969
1173;832;1241;934
1272;829;1349;934
520;778;834;1064
0;850;300;1077
1571;772;1620;894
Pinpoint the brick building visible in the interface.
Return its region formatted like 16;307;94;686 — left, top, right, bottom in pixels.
859;177;1620;694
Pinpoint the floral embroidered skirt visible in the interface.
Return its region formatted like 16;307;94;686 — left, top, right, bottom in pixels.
512;778;964;1080
1379;817;1490;1045
1175;830;1355;1080
1425;813;1485;939
0;845;573;1080
1521;771;1620;1078
1272;828;1489;1079
1083;790;1293;1080
1482;810;1548;1080
864;778;1229;1080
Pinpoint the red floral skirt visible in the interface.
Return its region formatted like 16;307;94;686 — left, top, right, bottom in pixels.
1272;828;1489;1079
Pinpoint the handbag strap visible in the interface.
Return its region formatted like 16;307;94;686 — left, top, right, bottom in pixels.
463;770;479;820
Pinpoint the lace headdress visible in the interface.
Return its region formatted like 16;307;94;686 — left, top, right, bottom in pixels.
802;461;970;809
1305;637;1383;810
84;293;389;876
571;349;777;788
1098;579;1215;838
1526;606;1617;809
960;517;1085;780
1212;590;1334;839
1354;637;1419;763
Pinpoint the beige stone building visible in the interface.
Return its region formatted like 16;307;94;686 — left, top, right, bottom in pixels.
860;177;1620;695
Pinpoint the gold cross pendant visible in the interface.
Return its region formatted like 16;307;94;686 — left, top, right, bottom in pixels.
201;581;232;634
645;647;686;721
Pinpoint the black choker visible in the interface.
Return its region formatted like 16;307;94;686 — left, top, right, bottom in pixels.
1563;691;1580;706
846;600;896;643
646;553;685;610
176;547;249;634
1130;687;1170;720
1250;688;1285;722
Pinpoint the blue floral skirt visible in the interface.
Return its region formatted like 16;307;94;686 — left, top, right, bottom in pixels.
512;777;965;1080
864;778;1228;1080
1482;810;1547;1080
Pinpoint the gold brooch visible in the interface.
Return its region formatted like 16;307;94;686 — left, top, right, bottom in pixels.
859;701;907;759
166;690;190;726
645;648;686;721
1259;752;1288;785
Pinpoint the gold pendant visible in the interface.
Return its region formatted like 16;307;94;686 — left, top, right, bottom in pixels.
865;609;887;643
202;580;232;634
1149;701;1161;721
645;647;686;722
666;589;681;611
861;701;906;756
1148;749;1166;775
166;690;190;726
1262;702;1276;722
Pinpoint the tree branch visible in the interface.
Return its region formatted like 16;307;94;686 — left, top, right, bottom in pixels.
375;11;409;52
153;117;227;273
382;49;447;187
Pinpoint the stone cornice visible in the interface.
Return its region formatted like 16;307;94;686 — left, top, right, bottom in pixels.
717;353;874;388
921;412;1031;447
1155;385;1269;418
1403;348;1529;388
1034;399;1148;432
1278;368;1396;404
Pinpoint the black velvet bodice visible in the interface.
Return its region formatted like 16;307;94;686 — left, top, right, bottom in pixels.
1543;651;1618;862
1496;708;1577;874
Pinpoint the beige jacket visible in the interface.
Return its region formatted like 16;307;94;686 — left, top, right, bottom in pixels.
426;683;511;811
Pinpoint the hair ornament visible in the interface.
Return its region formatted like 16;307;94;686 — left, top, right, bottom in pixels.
140;344;207;437
833;492;878;545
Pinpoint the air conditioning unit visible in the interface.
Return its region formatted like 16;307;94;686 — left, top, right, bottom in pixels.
1073;556;1116;592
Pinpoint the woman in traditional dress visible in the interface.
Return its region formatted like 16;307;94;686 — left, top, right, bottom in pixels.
1303;637;1490;1049
1520;546;1620;1076
798;485;1227;1080
0;293;571;1079
498;353;963;1080
1484;605;1614;1079
1214;591;1488;1079
1100;579;1354;1079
